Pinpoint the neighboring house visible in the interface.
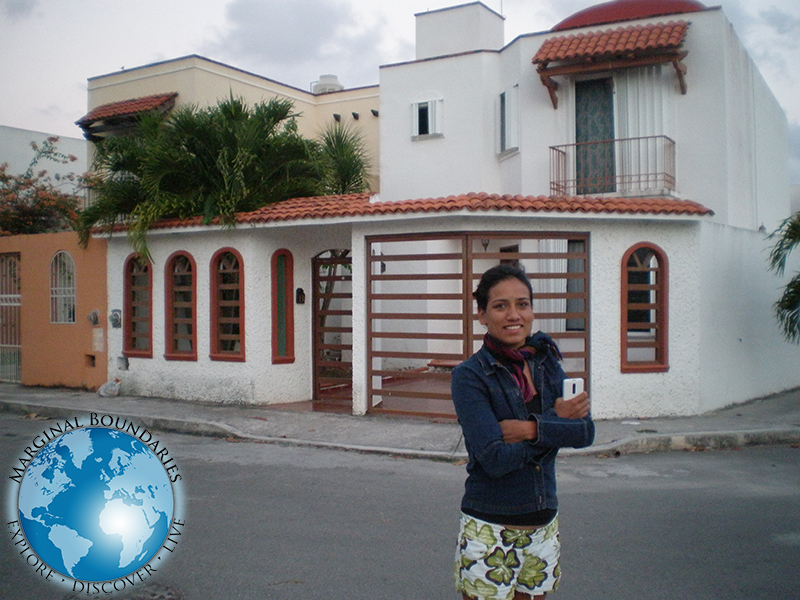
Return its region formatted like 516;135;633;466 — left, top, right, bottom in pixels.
75;55;381;191
0;232;107;389
93;0;800;419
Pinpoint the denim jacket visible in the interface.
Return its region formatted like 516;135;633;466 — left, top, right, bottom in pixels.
451;334;595;516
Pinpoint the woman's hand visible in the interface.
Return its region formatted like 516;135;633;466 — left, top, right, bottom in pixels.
499;419;537;444
554;391;590;419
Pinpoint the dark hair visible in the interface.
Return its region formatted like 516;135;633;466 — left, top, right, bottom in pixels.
473;264;533;311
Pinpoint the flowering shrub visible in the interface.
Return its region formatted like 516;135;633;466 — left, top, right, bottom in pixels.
0;137;82;236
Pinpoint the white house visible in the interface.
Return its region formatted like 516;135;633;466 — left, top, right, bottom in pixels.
99;0;800;419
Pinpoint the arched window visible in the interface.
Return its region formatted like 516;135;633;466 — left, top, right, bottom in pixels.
165;252;197;361
210;248;245;361
621;243;668;372
271;249;294;364
123;254;152;358
50;251;76;324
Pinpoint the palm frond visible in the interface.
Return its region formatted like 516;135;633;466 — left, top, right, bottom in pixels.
318;122;371;195
775;274;800;343
768;212;800;275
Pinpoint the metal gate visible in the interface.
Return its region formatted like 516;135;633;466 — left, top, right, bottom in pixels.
0;253;21;383
366;232;590;419
312;250;353;412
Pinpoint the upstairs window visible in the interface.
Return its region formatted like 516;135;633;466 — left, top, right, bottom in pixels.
165;252;197;361
621;243;668;372
210;248;245;361
498;86;519;153
412;99;443;138
271;249;295;364
123;254;152;358
50;251;75;324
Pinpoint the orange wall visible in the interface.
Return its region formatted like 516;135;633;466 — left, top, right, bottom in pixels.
0;232;108;390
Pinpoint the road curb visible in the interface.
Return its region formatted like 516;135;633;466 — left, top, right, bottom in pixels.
2;399;799;461
570;428;800;457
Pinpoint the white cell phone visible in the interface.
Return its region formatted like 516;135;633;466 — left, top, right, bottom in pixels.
562;378;584;401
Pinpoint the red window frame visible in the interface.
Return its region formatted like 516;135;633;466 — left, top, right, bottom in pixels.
271;249;295;364
164;251;197;361
620;242;669;373
123;254;152;359
210;248;245;362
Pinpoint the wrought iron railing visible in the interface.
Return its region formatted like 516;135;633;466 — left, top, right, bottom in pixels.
550;135;676;196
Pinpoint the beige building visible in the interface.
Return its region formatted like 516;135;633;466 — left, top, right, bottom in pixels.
76;55;381;190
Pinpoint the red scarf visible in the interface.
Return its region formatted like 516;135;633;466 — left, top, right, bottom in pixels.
483;333;537;402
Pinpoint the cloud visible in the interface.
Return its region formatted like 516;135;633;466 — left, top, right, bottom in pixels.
214;0;348;64
0;0;37;19
759;6;800;37
203;0;386;88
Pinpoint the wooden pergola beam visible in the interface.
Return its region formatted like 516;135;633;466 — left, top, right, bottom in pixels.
536;51;689;109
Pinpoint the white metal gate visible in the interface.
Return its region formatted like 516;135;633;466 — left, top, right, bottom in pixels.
0;253;21;383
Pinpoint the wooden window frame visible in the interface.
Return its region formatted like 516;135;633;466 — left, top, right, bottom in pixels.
164;251;197;361
621;242;669;373
210;248;245;362
123;254;152;359
271;249;295;364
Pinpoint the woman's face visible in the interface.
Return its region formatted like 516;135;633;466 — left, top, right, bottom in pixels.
478;277;534;349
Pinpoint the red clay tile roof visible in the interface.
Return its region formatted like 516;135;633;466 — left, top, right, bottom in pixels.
76;92;178;126
533;21;689;65
137;192;712;232
553;0;705;32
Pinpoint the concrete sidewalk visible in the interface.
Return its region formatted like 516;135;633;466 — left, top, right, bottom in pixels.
1;382;799;460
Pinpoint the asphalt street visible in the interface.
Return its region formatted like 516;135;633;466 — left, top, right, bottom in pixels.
2;412;799;600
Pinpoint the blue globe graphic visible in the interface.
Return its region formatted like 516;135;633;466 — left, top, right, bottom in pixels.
17;427;173;582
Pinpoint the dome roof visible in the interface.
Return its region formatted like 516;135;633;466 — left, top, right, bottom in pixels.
553;0;706;32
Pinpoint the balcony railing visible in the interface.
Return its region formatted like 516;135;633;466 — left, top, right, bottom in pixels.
550;135;676;197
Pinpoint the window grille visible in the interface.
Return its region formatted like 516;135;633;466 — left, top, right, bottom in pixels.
621;243;669;372
165;252;196;360
211;249;245;361
50;251;76;324
123;255;152;358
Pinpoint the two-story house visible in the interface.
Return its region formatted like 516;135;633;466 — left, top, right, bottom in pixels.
95;0;800;420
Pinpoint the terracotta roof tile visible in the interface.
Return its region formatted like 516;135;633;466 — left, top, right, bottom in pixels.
533;21;689;64
76;92;178;126
138;192;712;232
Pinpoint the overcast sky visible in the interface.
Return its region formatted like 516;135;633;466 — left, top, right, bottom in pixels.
1;0;798;182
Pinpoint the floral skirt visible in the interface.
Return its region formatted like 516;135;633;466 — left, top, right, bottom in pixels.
454;512;561;600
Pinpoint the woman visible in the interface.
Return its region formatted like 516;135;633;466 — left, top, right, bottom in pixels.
452;264;594;600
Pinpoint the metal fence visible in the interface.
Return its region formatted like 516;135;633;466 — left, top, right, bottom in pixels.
550;135;676;196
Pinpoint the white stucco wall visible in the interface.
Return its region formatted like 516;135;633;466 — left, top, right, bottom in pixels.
415;2;504;60
105;222;352;405
103;207;800;416
698;221;800;409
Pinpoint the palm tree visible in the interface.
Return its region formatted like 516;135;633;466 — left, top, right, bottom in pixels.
78;95;324;256
769;212;800;342
318;122;371;195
